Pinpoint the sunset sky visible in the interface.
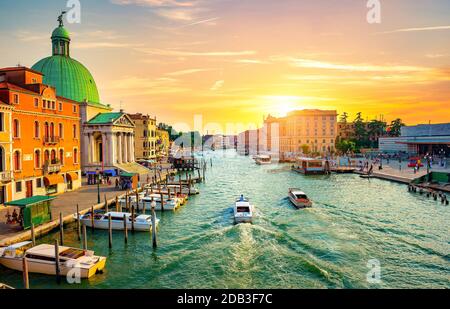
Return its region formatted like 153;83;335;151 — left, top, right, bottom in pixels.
0;0;449;133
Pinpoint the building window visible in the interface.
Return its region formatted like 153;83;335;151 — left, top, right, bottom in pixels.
73;105;77;113
14;151;21;171
52;101;56;110
16;181;22;193
34;150;41;169
51;150;57;163
44;150;50;163
59;123;64;138
34;121;40;138
59;149;64;165
13;119;20;138
13;94;19;104
73;124;77;139
0;113;4;132
50;123;55;138
34;98;39;108
73;148;78;164
58;102;63;111
36;178;43;188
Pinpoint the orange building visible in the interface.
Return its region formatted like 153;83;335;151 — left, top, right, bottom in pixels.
0;67;81;201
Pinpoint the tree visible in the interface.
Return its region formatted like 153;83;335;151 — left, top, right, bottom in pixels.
367;119;387;147
336;139;357;154
353;112;368;148
300;144;310;155
388;118;405;137
339;112;349;123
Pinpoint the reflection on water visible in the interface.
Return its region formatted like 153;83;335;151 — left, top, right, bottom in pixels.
1;150;449;289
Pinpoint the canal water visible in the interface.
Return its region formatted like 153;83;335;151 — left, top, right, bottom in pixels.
1;150;449;288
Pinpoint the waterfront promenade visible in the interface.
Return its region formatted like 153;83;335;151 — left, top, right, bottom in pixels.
0;164;175;246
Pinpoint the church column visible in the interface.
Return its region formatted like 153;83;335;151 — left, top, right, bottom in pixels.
90;133;96;163
84;133;91;165
123;133;128;163
129;133;135;162
117;133;122;164
108;132;116;166
102;133;107;166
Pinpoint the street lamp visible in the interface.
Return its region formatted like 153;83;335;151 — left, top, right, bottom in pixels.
96;168;101;204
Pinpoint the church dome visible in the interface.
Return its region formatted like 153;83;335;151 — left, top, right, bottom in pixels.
31;20;100;104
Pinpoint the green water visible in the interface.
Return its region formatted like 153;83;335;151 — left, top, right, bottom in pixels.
1;150;449;289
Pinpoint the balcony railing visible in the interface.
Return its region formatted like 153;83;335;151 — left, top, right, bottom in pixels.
43;136;61;145
43;161;62;174
0;171;12;182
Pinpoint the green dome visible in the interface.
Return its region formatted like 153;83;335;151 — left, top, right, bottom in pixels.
51;26;70;40
32;55;100;103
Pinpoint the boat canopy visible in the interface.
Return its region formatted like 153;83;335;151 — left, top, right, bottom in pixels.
6;241;33;250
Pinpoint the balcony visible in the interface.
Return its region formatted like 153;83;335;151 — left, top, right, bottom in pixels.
43;136;61;145
0;171;12;182
43;160;62;174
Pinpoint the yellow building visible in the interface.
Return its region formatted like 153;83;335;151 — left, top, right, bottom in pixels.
264;109;338;159
156;128;170;158
129;114;157;161
0;102;13;205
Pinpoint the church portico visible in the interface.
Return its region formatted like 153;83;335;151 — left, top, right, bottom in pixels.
82;113;139;173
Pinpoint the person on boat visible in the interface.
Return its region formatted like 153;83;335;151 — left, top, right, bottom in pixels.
240;195;245;202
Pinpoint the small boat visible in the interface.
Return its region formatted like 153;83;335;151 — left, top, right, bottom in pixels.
0;242;106;279
139;194;181;211
147;184;200;195
292;157;326;175
255;155;272;165
77;212;159;232
234;196;254;224
288;188;312;208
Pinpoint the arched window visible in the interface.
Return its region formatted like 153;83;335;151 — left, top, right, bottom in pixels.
44;150;50;164
50;123;55;138
34;150;41;169
73;148;78;164
73;124;77;139
14;151;21;171
0;147;4;172
13;119;20;138
51;150;56;163
34;121;40;138
44;122;49;139
59;123;64;138
59;149;64;165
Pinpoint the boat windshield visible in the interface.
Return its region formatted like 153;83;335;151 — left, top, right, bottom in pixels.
295;194;308;199
237;207;250;213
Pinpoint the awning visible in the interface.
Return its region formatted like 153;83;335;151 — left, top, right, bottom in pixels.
66;172;79;181
5;196;56;208
44;174;64;186
103;170;117;177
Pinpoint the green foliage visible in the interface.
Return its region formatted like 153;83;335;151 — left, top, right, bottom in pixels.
336;139;357;154
388;118;405;137
301;144;310;154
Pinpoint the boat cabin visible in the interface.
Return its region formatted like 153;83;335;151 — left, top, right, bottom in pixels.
292;158;326;175
4;196;55;230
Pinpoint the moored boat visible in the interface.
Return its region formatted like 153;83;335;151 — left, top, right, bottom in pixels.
77;211;159;231
0;242;106;279
292;157;326;175
234;195;254;224
255;155;272;165
288;188;312;208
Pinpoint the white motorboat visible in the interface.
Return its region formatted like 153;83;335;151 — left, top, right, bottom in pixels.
0;242;106;279
234;196;254;224
288;188;312;209
77;211;159;232
255;155;272;165
139;194;181;211
147;184;200;195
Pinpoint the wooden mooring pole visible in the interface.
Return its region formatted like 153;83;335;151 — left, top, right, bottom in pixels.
76;204;81;241
116;196;119;212
151;199;157;248
55;239;61;284
124;214;128;244
22;257;29;289
91;206;95;232
82;224;88;250
108;214;113;249
59;212;64;246
31;223;36;247
105;194;109;212
131;205;135;233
